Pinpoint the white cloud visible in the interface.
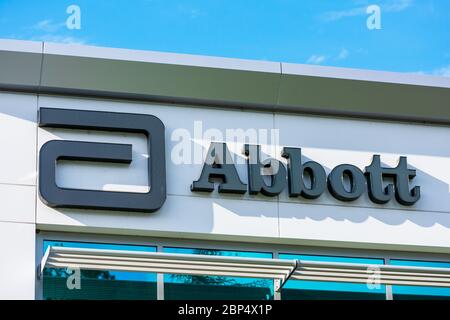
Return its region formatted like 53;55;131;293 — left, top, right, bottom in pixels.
432;65;450;77
30;34;86;45
32;19;65;33
176;5;205;19
321;0;413;22
410;65;450;78
384;0;413;12
189;9;203;19
306;55;327;65
322;7;366;22
306;49;351;65
29;19;86;45
338;48;349;60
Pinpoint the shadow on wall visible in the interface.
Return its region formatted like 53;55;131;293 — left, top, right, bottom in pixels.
272;157;450;229
2;102;450;234
0;100;37;123
37;142;450;234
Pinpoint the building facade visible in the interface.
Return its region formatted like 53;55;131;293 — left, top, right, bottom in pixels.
1;38;450;300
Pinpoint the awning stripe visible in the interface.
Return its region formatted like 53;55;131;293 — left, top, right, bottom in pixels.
39;246;450;290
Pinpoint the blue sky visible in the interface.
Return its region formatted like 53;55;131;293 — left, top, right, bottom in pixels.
0;0;449;76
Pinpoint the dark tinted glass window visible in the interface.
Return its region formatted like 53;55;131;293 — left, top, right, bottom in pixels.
163;247;273;300
43;240;157;300
279;254;386;300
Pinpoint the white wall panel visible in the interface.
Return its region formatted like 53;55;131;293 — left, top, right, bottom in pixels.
35;95;450;252
0;221;35;299
37;194;279;239
275;113;450;214
279;202;450;251
37;95;277;202
0;184;35;224
0;92;37;186
275;113;450;252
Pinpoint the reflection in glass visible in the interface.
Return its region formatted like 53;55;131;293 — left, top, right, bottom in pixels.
391;259;450;300
163;247;274;300
43;240;157;300
279;254;386;300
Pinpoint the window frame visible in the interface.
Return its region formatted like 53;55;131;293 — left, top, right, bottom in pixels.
36;231;450;300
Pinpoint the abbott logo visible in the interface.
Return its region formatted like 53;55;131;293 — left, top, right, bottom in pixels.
38;108;166;213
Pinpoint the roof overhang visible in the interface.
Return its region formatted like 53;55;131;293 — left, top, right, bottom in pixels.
1;38;450;124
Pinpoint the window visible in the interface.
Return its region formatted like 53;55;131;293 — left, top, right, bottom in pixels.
40;238;450;300
390;260;450;300
43;240;157;300
163;247;274;300
279;254;386;300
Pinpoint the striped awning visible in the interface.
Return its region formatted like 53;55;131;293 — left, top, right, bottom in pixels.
39;246;450;291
